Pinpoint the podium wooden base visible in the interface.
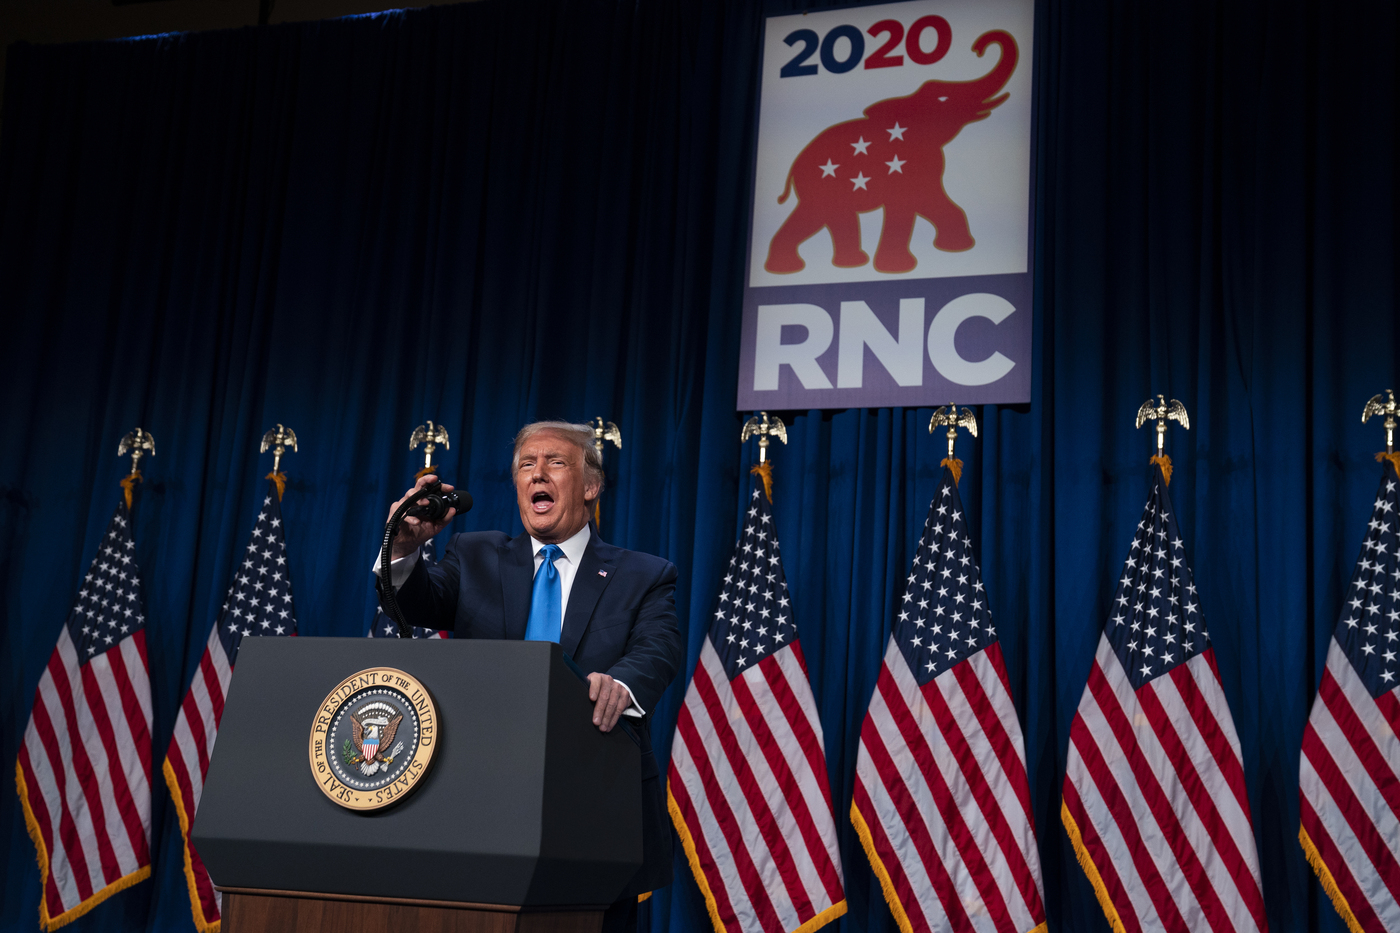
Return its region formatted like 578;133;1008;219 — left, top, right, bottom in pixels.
218;887;606;933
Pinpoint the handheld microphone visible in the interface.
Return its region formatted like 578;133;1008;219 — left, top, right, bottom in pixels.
405;481;472;522
379;479;471;637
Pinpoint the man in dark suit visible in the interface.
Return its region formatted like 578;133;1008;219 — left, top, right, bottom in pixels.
377;421;683;930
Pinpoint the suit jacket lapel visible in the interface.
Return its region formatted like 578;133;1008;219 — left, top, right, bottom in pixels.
561;535;617;658
501;533;535;640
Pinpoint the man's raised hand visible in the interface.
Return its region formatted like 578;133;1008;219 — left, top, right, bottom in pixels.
386;474;457;560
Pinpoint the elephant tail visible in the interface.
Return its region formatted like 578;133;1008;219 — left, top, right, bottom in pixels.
777;170;793;204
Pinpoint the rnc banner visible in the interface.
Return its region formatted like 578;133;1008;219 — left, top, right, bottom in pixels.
737;0;1034;411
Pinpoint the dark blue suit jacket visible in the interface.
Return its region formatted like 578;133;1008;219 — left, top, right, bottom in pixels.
386;528;683;895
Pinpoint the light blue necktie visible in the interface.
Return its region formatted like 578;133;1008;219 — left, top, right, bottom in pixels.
524;544;564;642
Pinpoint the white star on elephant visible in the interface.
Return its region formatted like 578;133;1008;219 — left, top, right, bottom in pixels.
885;155;906;174
887;122;907;140
850;137;871;155
850;172;870;191
819;159;838;177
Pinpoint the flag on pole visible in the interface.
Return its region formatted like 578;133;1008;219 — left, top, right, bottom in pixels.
15;502;153;930
1062;465;1267;933
851;465;1046;933
1299;457;1400;932
668;479;846;933
162;482;297;932
368;538;451;639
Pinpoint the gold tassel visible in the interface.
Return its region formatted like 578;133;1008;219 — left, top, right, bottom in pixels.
1377;451;1400;477
940;457;963;485
119;471;142;511
750;460;774;503
593;498;602;532
1150;454;1173;486
414;463;437;480
265;471;287;502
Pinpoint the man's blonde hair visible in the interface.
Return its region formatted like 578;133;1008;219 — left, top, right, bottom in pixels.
512;421;605;495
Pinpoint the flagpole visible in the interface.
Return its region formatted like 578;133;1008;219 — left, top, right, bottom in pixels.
410;420;450;479
590;417;621;529
929;406;976;484
1134;394;1190;485
740;411;786;501
117;427;155;510
260;423;298;500
1363;389;1398;460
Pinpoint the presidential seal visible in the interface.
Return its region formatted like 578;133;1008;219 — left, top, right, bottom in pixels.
308;667;437;811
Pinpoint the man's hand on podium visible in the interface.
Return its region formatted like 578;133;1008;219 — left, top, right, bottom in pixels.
387;474;458;560
586;673;633;733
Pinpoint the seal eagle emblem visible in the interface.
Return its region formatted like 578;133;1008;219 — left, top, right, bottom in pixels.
308;667;438;811
350;702;403;776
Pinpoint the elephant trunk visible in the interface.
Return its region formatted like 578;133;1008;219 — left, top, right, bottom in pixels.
963;30;1018;103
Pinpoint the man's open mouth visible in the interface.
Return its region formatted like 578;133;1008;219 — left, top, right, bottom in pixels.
531;490;555;512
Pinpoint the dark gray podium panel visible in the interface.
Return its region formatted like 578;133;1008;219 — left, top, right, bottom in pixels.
192;638;641;906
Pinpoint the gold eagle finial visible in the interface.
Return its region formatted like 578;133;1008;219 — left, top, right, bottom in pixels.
1135;394;1190;458
259;424;298;474
117;428;155;477
409;421;450;473
1363;390;1397;454
929;406;978;461
741;412;787;463
592;417;622;454
116;428;156;510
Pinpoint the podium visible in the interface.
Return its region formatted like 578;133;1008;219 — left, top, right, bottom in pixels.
192;638;643;933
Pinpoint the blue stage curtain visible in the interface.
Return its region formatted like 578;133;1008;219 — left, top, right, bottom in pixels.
1;1;1397;931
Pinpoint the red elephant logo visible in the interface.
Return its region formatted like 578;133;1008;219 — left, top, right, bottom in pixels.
764;30;1018;276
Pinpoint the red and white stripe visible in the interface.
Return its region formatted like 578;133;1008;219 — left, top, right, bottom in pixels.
162;626;234;932
1299;637;1400;932
15;627;152;930
1062;635;1267;933
668;638;846;933
853;638;1045;933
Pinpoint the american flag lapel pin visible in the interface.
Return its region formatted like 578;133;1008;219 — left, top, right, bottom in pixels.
598;570;608;577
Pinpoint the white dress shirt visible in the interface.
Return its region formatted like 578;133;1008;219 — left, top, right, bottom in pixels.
375;523;641;716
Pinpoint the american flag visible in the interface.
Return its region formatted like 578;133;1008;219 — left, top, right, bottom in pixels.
369;538;450;639
1299;458;1400;932
851;465;1045;933
667;481;846;933
1062;466;1268;933
15;501;153;930
162;482;296;932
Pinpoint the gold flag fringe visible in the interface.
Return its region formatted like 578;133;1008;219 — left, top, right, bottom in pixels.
162;759;222;933
940;457;963;485
593;499;602;533
16;762;150;930
119;471;142;511
751;460;774;503
1150;454;1173;486
668;787;729;933
414;464;438;480
853;800;1037;933
1061;801;1128;933
1377;451;1400;476
1299;825;1365;933
265;471;287;502
851;801;915;933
